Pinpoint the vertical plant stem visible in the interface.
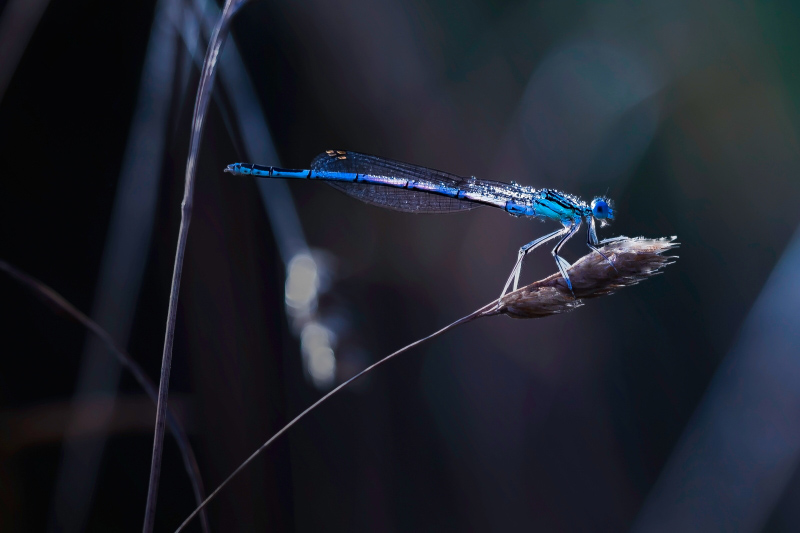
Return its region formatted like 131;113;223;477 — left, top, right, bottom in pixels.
143;1;248;531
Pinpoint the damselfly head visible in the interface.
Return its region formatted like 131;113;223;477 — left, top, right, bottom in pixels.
591;197;614;222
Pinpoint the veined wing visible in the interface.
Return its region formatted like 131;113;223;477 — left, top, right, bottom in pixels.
311;151;529;214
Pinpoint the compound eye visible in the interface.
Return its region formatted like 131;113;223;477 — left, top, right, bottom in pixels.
592;199;608;219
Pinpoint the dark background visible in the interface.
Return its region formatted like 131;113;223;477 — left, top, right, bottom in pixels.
2;0;800;531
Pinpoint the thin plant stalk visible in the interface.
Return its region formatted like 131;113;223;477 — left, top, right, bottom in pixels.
174;306;487;533
144;0;249;530
0;259;210;532
175;236;678;531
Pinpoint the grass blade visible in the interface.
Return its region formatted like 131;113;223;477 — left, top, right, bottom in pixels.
143;0;249;530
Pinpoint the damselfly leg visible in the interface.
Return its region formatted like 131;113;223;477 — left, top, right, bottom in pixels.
586;222;618;273
499;228;566;301
552;220;581;296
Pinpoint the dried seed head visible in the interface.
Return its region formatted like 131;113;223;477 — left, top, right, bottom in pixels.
484;236;679;319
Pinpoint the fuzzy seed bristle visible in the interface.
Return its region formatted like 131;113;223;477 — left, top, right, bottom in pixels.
483;236;679;319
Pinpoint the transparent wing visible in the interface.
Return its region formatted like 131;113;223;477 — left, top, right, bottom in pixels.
311;151;493;213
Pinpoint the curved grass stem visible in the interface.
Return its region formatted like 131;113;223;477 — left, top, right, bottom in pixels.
0;259;210;533
174;235;678;531
174;306;488;532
